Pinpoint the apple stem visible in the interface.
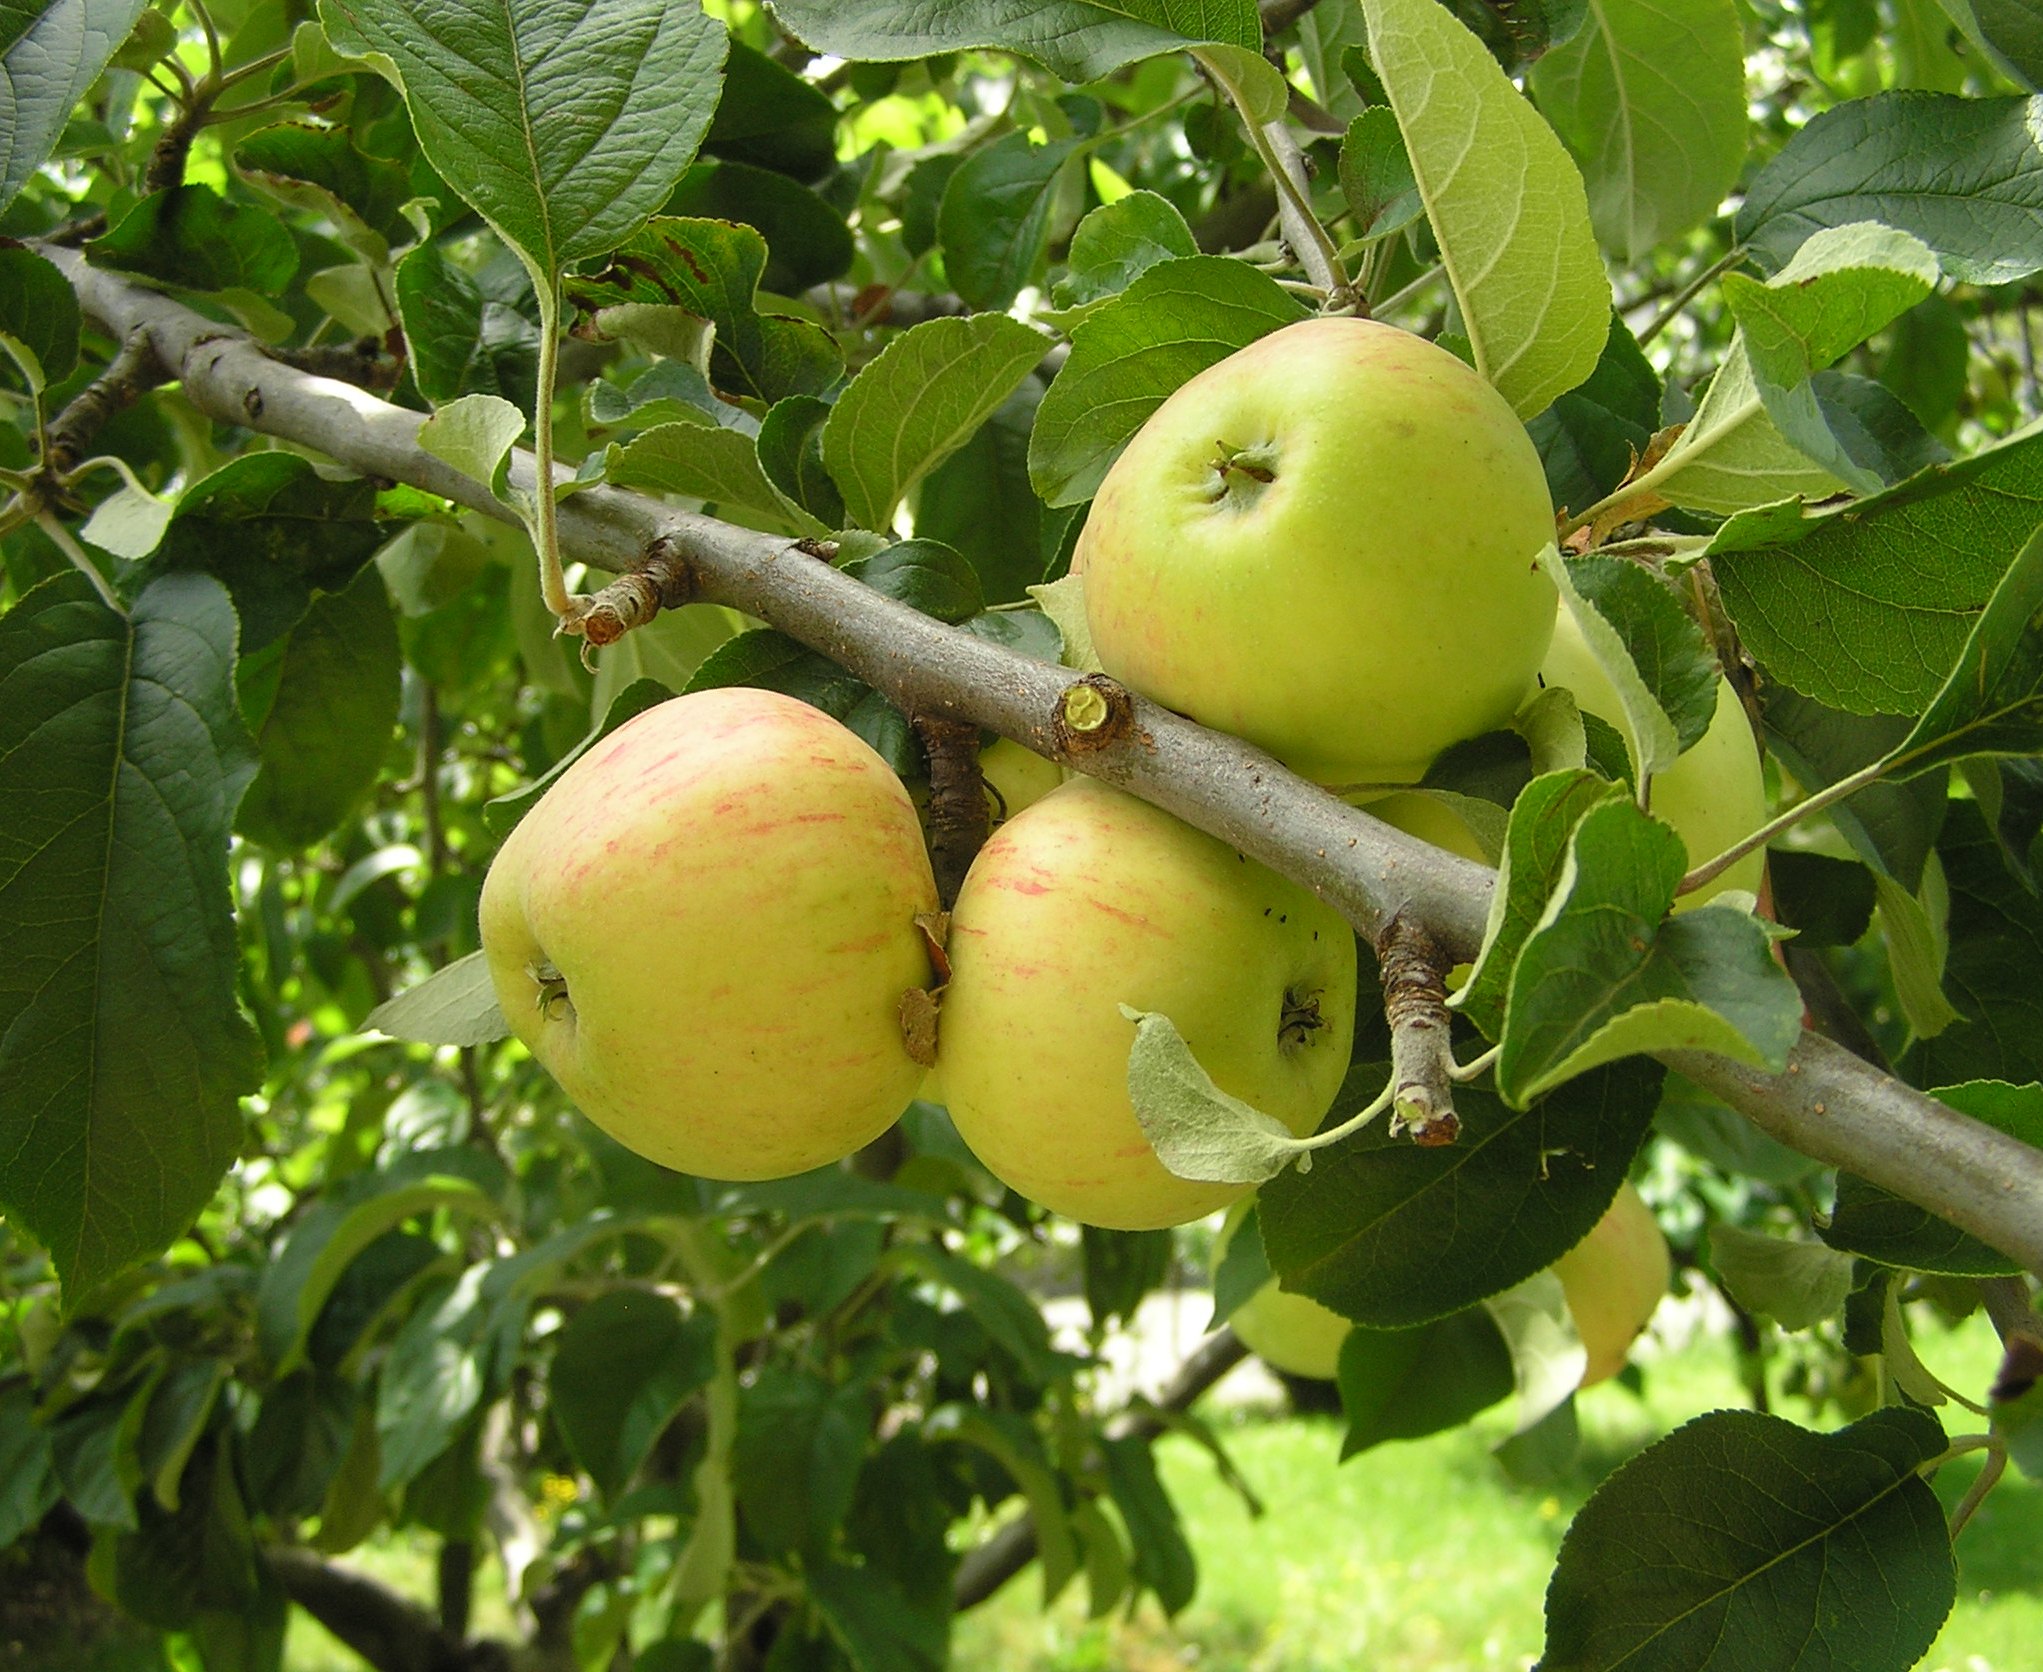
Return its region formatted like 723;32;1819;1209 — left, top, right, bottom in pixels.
1379;913;1461;1147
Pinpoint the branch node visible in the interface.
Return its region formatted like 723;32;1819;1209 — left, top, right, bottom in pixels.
579;537;701;648
1377;911;1460;1146
793;536;839;560
1054;674;1136;754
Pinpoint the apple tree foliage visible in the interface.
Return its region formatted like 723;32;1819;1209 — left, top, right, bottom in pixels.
1;1;2042;1669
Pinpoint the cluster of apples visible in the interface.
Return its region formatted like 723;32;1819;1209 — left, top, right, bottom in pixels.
480;318;1749;1380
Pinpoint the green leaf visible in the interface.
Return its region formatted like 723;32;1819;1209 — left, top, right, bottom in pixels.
939;132;1081;311
704;37;838;182
807;1560;949;1672
1538;1408;1955;1672
1336;108;1422;242
233;121;418;263
0;1385;59;1550
0;0;149;213
394;242;539;414
1363;0;1610;417
1910;801;2043;1086
1483;1268;1588;1434
363;950;512;1047
235;565;401;850
0;245;80;390
662;159;854;293
733;1364;872;1554
821;312;1045;531
1531;0;1748;259
316;0;727;279
1727;224;1942;388
1054;190;1198;308
133;452;388;654
1709;424;2043;714
1822;1080;2043;1275
606;417;815;531
256;1158;503;1373
896;1244;1065;1385
1259;1056;1665;1327
843;538;985;624
1723;223;1942;494
924;1406;1079;1605
1738;91;2043;285
1029;255;1310;507
1457;769;1629;1039
0;573;261;1298
1705;1224;1856;1329
1546;551;1715;779
683;629;916;774
756;394;845;527
1495;800;1802;1105
1209;1203;1272;1330
565;216;843;405
1336;1308;1514;1457
85;184;299;294
1963;0;2043;85
587;359;734;436
1101;1435;1196;1615
1120;1007;1308;1185
918;383;1074;605
1637;337;1842;515
553;1290;717;1503
1883;522;2043;775
1526;310;1659;517
1990;1328;2043;1480
418;393;526;499
763;0;1261;81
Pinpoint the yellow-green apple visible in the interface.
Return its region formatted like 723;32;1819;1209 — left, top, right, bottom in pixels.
935;777;1357;1229
479;687;938;1179
1213;1200;1352;1379
980;736;1063;823
1552;1182;1671;1387
1074;317;1557;786
1541;608;1768;905
1369;791;1491;865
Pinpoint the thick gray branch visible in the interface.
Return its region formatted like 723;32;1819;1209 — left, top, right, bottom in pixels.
268;1547;509;1672
42;248;2043;1280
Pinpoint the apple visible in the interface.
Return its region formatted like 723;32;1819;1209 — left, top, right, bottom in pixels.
1213;1200;1352;1379
1074;316;1557;787
1368;790;1491;865
1552;1182;1671;1387
1541;608;1769;905
479;687;939;1179
980;736;1064;823
935;777;1358;1230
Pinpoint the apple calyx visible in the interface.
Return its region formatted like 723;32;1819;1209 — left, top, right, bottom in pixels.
1208;439;1277;495
529;959;574;1025
1278;988;1328;1051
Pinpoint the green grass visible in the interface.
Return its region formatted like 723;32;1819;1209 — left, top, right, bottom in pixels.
955;1312;2043;1672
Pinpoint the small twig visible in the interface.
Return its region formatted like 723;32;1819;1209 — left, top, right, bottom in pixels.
1948;1445;2008;1540
1377;912;1460;1144
1372;262;1445;318
1639;246;1747;348
35;511;125;613
1680;758;1890;896
43;328;164;476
